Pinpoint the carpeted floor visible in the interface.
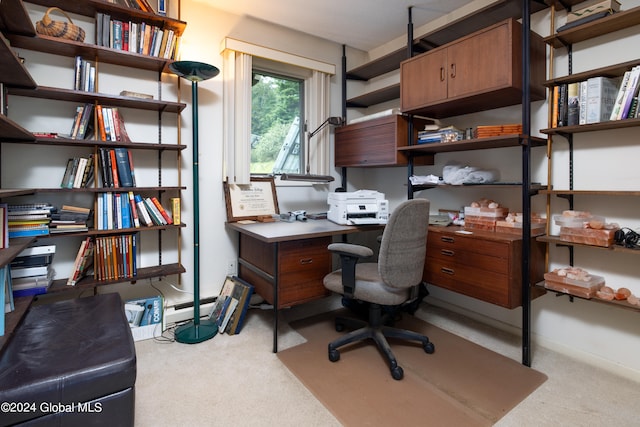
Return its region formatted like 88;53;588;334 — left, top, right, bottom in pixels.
277;309;547;426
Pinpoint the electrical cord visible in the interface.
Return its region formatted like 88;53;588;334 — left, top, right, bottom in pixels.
614;227;640;249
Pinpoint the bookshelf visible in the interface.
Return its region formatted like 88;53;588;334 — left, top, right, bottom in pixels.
0;0;188;312
539;3;640;314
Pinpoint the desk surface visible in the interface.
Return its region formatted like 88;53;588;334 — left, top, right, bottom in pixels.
226;219;384;243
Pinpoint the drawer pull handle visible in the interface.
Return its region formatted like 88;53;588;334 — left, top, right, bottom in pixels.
440;67;445;82
441;236;455;243
441;249;455;256
450;63;456;78
300;258;313;265
441;267;455;275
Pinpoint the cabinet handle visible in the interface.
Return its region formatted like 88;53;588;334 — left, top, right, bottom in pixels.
441;267;455;275
450;63;456;78
300;258;313;265
441;236;455;243
440;67;445;82
441;249;455;256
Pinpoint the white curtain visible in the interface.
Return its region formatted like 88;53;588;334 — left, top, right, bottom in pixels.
221;38;335;185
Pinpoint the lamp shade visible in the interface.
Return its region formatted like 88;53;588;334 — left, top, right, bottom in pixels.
168;60;219;82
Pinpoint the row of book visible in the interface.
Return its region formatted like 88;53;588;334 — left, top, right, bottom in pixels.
417;125;464;144
61;156;95;189
105;0;160;15
49;205;91;234
96;192;173;231
208;276;254;336
0;204;7;249
93;234;138;282
96;12;179;60
1;265;13;336
69;104;132;142
98;147;136;188
551;75;633;127
74;56;96;93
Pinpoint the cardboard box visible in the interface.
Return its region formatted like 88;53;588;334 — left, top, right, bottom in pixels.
124;295;163;341
566;0;621;23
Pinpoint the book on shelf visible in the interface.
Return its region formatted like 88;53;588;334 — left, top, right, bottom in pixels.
171;198;180;225
1;265;13;335
586;76;620;124
128;192;141;228
143;197;166;225
94;234;136;281
11;265;49;279
567;82;580;126
219;297;238;333
134;194;154;226
114;148;135;187
150;197;173;224
617;66;640;120
578;80;588;125
120;90;154;100
11;245;56;268
0;204;7;249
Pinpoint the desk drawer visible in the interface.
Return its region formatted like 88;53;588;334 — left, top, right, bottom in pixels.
428;232;509;258
424;256;511;307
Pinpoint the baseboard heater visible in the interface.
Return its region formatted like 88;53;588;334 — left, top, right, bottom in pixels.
173;296;217;311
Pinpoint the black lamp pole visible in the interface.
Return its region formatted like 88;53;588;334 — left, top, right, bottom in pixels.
169;60;220;344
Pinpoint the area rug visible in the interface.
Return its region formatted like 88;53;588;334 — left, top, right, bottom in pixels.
277;310;547;426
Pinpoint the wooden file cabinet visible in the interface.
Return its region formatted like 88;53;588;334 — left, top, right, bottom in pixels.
424;227;545;309
238;234;331;309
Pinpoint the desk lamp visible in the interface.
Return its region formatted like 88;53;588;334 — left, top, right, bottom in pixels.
169;60;219;344
280;116;344;182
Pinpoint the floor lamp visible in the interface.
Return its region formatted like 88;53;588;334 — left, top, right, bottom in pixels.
169;60;220;344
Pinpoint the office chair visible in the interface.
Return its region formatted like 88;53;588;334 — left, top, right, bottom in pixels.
323;198;434;380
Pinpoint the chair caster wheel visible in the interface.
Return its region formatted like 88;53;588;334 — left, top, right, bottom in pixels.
391;365;404;380
328;348;340;362
335;321;345;332
424;342;435;354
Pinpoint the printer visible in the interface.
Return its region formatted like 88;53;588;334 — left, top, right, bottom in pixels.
327;190;389;225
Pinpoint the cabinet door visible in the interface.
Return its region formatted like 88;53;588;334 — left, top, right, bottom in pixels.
447;21;511;100
400;48;448;111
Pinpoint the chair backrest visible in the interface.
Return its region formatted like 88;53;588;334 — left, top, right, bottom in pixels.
378;198;430;290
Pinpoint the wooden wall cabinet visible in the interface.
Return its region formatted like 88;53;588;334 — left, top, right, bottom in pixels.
334;115;434;167
424;226;546;309
400;18;546;118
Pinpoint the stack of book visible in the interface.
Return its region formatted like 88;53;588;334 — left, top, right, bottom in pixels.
7;204;53;238
475;124;523;138
124;295;163;341
10;245;55;297
70;103;94;139
49;205;92;234
609;66;640;121
73;56;96;92
417;125;463;144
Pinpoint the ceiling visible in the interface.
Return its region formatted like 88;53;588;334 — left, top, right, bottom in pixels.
203;0;476;52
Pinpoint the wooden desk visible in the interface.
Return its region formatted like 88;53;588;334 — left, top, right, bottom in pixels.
226;219;383;352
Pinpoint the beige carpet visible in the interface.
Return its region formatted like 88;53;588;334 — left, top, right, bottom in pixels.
277;310;547;427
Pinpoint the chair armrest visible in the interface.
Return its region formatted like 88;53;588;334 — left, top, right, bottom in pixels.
327;243;374;259
327;243;373;298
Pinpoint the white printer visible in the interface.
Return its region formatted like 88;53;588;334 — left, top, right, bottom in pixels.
327;190;389;225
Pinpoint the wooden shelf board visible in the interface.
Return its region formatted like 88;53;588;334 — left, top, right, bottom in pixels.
544;6;640;48
6;34;178;74
537;235;640;254
18;137;187;151
540;189;640;196
541;117;640;134
544;59;640;87
535;282;640;312
0;33;37;88
0;295;34;353
346;84;400;108
0;237;36;268
398;134;547;155
0;0;35;36
0;115;36;142
47;262;186;293
7;86;186;113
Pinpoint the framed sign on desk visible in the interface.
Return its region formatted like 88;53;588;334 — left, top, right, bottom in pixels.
223;177;279;222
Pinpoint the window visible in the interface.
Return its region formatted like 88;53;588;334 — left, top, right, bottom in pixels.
221;38;335;185
250;70;304;175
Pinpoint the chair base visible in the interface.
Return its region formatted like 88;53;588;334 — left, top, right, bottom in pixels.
327;303;434;380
